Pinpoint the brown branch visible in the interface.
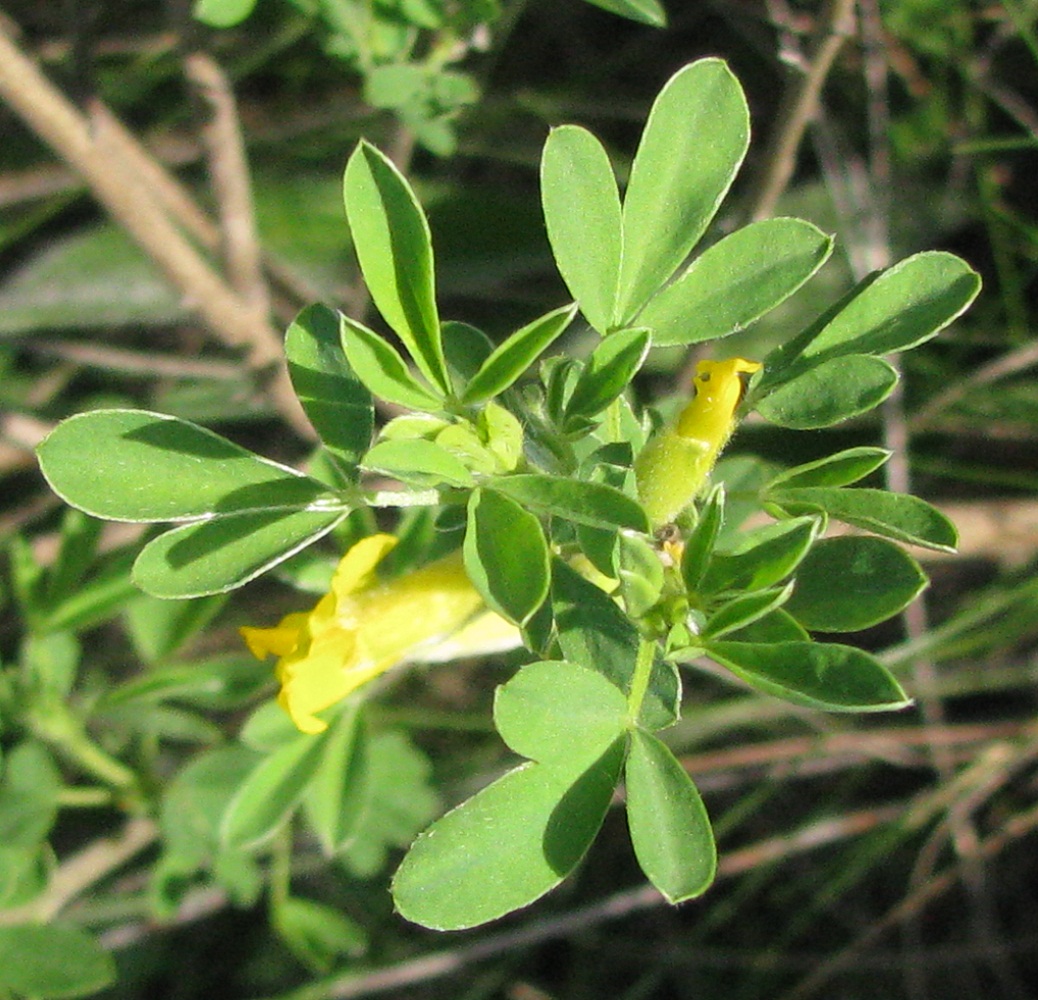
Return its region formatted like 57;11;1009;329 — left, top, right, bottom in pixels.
748;0;857;222
0;818;157;926
780;797;1038;1000
0;21;312;439
183;50;269;315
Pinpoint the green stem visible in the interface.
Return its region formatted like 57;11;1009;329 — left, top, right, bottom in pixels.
627;636;657;723
31;701;140;798
58;786;115;808
268;824;293;913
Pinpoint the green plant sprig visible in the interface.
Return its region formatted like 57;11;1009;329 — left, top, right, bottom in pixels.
34;58;980;931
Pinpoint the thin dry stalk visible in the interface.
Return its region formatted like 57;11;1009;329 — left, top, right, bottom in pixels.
183;50;269;316
748;0;857;222
0;21;312;438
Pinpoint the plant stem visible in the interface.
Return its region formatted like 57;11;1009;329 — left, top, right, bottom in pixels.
626;637;657;723
31;702;141;800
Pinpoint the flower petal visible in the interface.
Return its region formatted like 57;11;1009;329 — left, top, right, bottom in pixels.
331;533;398;598
239;612;309;659
276;626;364;734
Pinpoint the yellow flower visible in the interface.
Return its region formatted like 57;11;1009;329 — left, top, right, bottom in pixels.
635;358;761;527
241;534;518;734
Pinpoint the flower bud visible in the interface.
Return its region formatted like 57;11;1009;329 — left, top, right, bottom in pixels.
635;358;761;526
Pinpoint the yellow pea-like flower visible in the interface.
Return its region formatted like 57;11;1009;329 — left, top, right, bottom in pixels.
241;534;518;734
635;357;762;527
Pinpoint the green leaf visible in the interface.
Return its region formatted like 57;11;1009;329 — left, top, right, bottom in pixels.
0;925;115;999
757;355;898;429
680;484;725;591
239;701;305;752
34;548;139;634
767;487;957;552
192;0;257;25
564;327;650;427
362;438;474;487
394;740;624;929
133;506;349;598
0;742;61;848
286;304;373;468
274;897;366;973
461;303;578;404
160;745;260;866
393;661;628;929
442;321;494;387
801;251;981;362
625;729;715;902
702;583;794;639
785;536;927;632
464;489;550;626
705;640;911;712
727;608;808;644
700;516;821;595
221;731;328;849
303;705;370;855
616;531;665;618
339;729;439;878
364;63;427;110
340;313;444;410
552;560;679;730
541;126;622;333
21;631;79;700
38;410;336;523
494;660;630;768
343;141;448;393
490;474;648;532
44;508;101;605
0;224;183;336
616;59;749;323
581;0;666;27
640;218;833;346
766;447;891;490
0;845;48;910
103;654;268;711
123;592;227;662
